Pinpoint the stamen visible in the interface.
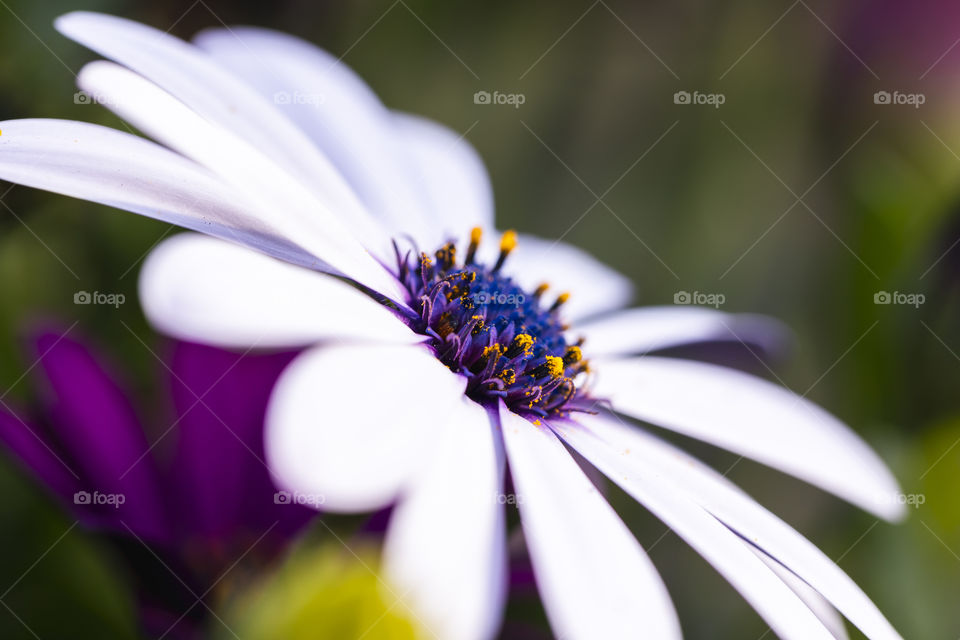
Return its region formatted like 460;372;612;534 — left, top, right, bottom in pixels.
475;344;503;373
435;242;457;272
505;333;534;358
549;292;570;312
469;315;485;336
465;226;483;265
563;345;582;365
530;356;564;379
492;230;517;273
436;311;455;338
419;253;434;290
544;355;564;378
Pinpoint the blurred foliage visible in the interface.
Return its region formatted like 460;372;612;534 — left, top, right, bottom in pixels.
0;461;139;639
217;540;417;640
0;0;959;638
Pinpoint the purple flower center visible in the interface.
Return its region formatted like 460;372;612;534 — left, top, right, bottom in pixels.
396;228;592;418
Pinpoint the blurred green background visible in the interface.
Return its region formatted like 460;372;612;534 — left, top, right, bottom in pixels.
1;0;959;637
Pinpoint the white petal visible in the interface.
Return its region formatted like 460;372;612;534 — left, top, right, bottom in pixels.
592;356;905;520
192;26;437;244
392;112;495;245
55;12;390;256
74;60;403;300
477;233;634;322
0;118;322;267
140;234;418;349
572;306;790;357
562;413;903;640
551;419;835;640
266;344;466;512
499;407;681;640
755;552;850;640
384;397;506;640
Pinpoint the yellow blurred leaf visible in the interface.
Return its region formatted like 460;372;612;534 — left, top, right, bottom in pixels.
217;540;418;640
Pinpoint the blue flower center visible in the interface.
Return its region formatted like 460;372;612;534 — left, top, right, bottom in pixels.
396;228;591;418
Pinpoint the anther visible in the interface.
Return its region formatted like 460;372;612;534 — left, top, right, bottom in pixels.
505;333;534;358
419;252;434;289
531;356;564;379
549;292;570;312
493;230;517;273
562;345;582;365
465;226;483;265
545;355;564;378
435;242;457;271
470;315;485;336
436;311;455;338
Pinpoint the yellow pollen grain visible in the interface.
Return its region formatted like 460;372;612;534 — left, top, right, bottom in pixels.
534;283;550;297
470;226;483;244
554;292;570;306
564;345;582;364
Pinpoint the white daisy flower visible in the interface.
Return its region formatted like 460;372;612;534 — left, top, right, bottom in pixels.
0;12;905;640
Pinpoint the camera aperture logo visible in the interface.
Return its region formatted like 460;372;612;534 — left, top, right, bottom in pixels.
73;90;123;107
74;490;125;508
274;490;325;507
470;290;526;308
873;90;925;108
474;90;525;109
874;290;924;308
674;90;725;108
74;291;125;308
674;290;725;309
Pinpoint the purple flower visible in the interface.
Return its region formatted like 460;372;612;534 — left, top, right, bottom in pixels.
0;327;312;637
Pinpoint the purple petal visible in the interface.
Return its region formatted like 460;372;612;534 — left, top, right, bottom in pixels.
32;329;170;542
0;408;80;498
167;341;310;543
